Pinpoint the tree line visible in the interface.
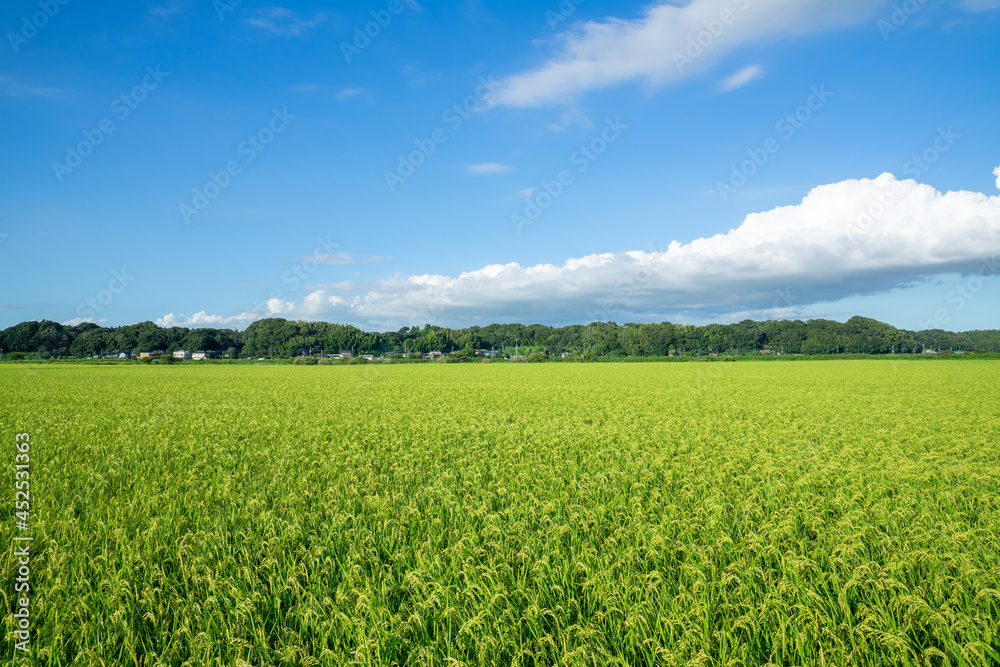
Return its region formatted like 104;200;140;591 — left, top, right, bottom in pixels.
1;316;998;359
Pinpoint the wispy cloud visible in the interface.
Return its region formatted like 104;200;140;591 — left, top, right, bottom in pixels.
963;0;1000;11
146;2;185;21
244;7;326;37
402;64;438;88
337;88;368;101
303;252;387;265
468;163;512;175
720;64;762;91
20;88;59;98
0;76;59;98
491;0;883;107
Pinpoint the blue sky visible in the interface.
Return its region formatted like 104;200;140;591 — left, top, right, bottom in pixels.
1;0;999;332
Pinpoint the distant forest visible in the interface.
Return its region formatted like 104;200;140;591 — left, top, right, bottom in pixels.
1;316;998;359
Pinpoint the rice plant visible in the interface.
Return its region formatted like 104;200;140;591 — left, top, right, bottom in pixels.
2;361;998;666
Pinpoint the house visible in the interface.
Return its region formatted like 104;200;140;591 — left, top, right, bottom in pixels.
427;351;443;358
923;348;938;354
339;350;354;358
117;352;130;359
173;350;192;359
138;352;156;359
561;352;572;358
362;354;374;361
191;351;210;361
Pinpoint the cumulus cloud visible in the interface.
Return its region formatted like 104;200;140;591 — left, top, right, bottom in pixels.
157;312;262;328
720;64;762;91
156;298;295;329
468;163;512;175
159;167;1000;329
995;165;1000;190
491;0;883;107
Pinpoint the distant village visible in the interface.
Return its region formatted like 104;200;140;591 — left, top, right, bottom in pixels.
107;348;578;361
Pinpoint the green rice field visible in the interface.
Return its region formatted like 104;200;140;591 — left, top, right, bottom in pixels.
2;361;999;666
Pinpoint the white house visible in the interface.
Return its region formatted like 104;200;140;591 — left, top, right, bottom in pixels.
191;351;209;361
173;350;191;359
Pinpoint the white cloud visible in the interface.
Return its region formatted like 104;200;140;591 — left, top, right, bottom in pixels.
720;64;762;91
265;298;296;314
491;0;883;107
156;298;295;329
244;7;326;37
157;312;261;328
159;167;1000;329
520;188;537;198
468;163;512;175
995;165;1000;191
